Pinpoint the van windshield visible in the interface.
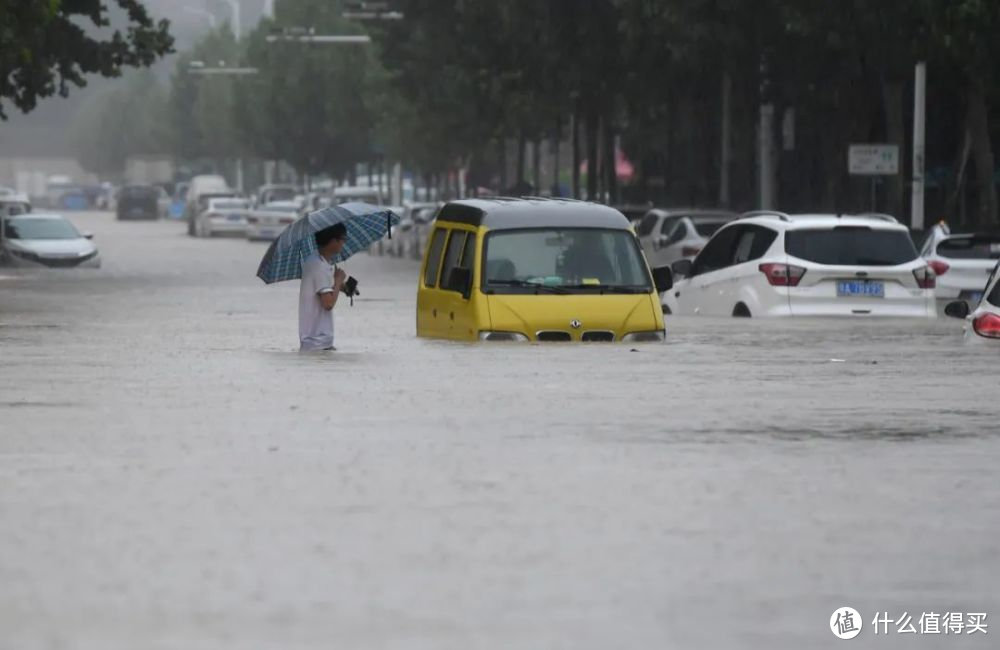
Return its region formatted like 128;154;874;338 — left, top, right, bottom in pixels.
483;228;652;293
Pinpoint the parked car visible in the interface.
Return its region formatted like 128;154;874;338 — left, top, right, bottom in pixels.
169;182;189;219
920;222;1000;310
194;197;251;237
245;200;302;241
333;185;384;205
662;212;936;318
253;184;300;208
185;175;233;235
943;262;1000;342
393;201;440;258
416;197;673;342
116;185;160;220
0;213;100;268
637;209;739;269
613;203;654;229
0;194;32;217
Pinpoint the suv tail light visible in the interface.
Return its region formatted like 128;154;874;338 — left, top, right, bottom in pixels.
681;246;701;258
928;260;950;276
759;263;806;287
913;266;936;289
972;313;1000;338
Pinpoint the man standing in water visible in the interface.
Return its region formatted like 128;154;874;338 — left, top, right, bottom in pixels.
299;223;348;351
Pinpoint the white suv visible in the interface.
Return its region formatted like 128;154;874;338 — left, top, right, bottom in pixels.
943;262;1000;341
662;212;936;318
920;222;1000;309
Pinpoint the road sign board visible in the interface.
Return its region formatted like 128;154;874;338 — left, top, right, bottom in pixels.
849;144;900;175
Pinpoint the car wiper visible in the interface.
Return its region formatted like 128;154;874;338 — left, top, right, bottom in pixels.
558;284;649;294
486;279;570;294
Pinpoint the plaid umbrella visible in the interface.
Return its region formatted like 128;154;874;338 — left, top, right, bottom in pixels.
256;202;400;284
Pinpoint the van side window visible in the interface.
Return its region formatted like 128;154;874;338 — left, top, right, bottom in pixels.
423;229;448;287
460;232;476;269
439;230;468;289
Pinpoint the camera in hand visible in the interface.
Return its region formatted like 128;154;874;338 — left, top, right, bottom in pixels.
341;276;359;298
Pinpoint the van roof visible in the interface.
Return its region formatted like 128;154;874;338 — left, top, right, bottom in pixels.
437;197;631;230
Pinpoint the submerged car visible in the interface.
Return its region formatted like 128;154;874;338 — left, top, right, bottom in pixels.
245;200;303;241
416;198;673;342
1;213;100;268
663;212;936;318
943;262;1000;342
194;197;251;237
921;222;1000;310
116;185;160;220
637;208;738;269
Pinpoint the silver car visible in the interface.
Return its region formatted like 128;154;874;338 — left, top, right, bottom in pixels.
637;209;738;268
1;213;100;268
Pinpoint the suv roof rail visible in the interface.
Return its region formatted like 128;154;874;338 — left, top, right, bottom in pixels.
519;195;587;203
854;212;900;224
738;210;790;222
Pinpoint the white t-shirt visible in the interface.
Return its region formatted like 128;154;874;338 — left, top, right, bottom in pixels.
299;254;335;350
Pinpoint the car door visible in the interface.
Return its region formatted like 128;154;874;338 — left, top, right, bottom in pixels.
726;225;779;314
437;228;478;340
650;217;683;267
677;225;741;315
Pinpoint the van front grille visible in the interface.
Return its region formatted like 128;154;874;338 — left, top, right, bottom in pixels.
536;331;571;342
582;331;615;342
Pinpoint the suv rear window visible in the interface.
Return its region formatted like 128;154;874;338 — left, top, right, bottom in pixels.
785;227;918;266
937;236;1000;260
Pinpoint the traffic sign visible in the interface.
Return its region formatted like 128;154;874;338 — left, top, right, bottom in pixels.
849;144;900;175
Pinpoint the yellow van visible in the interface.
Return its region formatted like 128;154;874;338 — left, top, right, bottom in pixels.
416;198;674;341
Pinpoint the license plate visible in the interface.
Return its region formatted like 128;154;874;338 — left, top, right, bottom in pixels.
227;214;242;221
837;280;884;298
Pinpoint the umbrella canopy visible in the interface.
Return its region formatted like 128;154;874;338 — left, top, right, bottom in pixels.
256;202;400;284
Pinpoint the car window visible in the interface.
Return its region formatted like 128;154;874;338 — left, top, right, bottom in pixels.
637;213;659;236
659;216;680;236
461;232;476;269
667;221;688;244
786;227;918;266
423;228;448;287
440;230;468;291
732;225;778;264
693;220;730;238
936;236;1000;260
691;226;740;275
5;218;80;240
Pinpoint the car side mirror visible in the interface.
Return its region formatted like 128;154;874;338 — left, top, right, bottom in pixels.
671;259;693;279
83;232;94;240
651;265;673;293
445;266;472;299
944;300;970;319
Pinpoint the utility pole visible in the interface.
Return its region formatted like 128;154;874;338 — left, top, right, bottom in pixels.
911;62;927;230
719;72;732;207
758;55;777;210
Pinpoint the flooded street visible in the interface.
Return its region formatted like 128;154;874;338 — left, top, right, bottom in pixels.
1;211;997;649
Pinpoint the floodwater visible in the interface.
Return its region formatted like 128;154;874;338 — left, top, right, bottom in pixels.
1;212;996;649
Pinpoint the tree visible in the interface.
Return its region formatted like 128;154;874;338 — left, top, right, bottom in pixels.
0;0;173;118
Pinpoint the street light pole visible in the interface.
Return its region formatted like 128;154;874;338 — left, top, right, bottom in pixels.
911;62;927;230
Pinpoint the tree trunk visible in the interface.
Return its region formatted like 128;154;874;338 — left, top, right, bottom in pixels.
532;137;542;195
882;80;905;218
967;84;998;226
586;109;599;200
499;137;508;193
516;132;526;186
605;116;618;204
552;118;561;197
572;110;581;199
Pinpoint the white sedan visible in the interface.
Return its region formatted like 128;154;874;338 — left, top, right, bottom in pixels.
1;213;101;268
194;197;251;237
245;201;303;241
944;261;1000;342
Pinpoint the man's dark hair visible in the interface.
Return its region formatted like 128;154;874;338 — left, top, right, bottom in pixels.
315;223;347;248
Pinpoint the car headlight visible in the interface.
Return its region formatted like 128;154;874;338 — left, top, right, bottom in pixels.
478;331;529;342
621;330;665;342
